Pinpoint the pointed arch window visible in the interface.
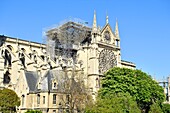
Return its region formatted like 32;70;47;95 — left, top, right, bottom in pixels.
43;96;45;104
54;82;57;88
37;94;40;105
115;39;119;47
53;94;57;104
19;52;26;68
3;49;12;67
22;95;25;107
3;71;11;84
96;77;100;88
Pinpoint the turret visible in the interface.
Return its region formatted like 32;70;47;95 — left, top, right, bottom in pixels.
106;14;109;24
91;10;100;43
115;19;120;39
92;10;97;33
115;19;120;47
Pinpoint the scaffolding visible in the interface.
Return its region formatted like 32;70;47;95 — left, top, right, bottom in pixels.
44;18;91;62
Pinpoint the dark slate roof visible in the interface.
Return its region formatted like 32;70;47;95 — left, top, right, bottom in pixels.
24;70;69;92
25;71;39;92
46;70;66;92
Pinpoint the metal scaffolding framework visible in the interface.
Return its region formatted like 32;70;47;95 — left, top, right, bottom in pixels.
44;18;91;63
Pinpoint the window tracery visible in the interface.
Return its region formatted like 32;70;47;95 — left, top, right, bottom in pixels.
99;49;117;73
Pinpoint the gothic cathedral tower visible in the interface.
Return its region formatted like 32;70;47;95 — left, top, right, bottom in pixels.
78;11;122;97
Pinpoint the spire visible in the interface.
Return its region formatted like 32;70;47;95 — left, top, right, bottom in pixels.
92;10;97;32
115;19;119;38
106;15;109;24
106;11;109;24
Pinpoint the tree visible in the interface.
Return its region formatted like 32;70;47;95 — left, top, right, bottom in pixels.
161;103;170;113
58;69;91;113
98;67;165;113
149;103;162;113
85;93;141;113
0;88;20;113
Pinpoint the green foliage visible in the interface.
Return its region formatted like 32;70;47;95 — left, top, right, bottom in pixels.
25;110;42;113
85;93;141;113
149;103;162;113
98;67;165;112
162;103;170;113
0;88;20;112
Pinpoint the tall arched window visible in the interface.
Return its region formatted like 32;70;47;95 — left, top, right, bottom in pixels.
22;95;25;107
53;94;57;104
115;39;119;47
3;71;10;84
43;96;45;104
37;94;40;105
96;77;100;88
3;49;12;67
19;52;26;68
34;55;37;64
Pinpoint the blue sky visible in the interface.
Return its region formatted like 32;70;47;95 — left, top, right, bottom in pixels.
0;0;170;80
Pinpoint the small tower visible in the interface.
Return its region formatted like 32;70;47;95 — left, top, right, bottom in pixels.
115;19;120;47
92;10;97;33
91;10;99;43
115;19;120;39
106;14;109;24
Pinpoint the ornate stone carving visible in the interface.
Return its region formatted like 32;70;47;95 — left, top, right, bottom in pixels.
99;49;117;74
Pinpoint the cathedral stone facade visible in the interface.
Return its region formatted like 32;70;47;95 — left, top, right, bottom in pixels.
0;12;135;113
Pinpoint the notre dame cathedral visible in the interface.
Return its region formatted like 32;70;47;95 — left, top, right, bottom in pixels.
0;12;135;113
